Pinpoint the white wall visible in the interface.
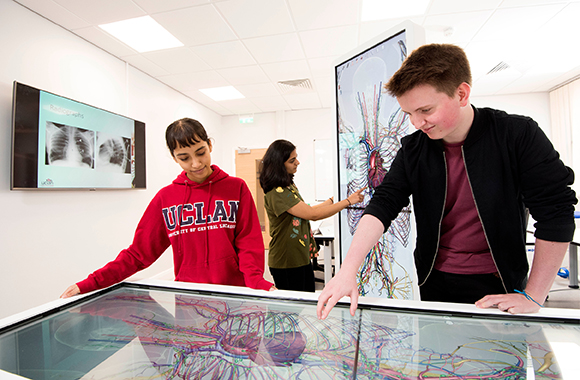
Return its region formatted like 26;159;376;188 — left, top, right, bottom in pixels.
219;109;335;203
0;1;221;320
471;92;552;136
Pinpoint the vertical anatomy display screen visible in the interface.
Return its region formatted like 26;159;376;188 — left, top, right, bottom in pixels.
1;285;578;379
335;30;414;299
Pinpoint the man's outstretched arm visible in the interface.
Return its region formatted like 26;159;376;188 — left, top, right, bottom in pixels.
317;214;385;319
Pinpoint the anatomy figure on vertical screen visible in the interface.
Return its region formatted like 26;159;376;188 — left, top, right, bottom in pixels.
338;39;413;299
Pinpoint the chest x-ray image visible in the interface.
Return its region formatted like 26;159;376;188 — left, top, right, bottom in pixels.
45;122;94;168
95;132;131;174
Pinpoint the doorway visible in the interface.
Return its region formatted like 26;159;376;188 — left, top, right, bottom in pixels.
234;148;270;248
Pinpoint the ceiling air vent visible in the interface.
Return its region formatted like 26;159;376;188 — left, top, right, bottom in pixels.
277;78;313;94
487;61;510;75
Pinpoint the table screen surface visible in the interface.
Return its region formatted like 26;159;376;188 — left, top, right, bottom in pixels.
1;285;579;379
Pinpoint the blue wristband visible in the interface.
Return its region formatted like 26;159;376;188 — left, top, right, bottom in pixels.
514;289;544;308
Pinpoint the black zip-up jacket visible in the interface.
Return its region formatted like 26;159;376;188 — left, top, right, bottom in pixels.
364;106;577;293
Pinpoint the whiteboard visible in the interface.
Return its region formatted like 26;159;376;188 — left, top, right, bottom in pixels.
314;139;334;201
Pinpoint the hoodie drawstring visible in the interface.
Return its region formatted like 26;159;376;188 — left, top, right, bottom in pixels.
180;177;212;266
178;179;191;257
205;181;212;265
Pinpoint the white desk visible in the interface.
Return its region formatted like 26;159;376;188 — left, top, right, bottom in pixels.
314;235;334;284
527;226;579;289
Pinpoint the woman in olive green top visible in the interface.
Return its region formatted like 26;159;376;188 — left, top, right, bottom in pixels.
259;139;365;292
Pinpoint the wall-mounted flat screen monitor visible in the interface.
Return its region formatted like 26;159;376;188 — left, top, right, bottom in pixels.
11;82;146;190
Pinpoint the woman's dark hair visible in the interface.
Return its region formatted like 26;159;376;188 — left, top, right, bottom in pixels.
259;139;296;193
166;118;210;157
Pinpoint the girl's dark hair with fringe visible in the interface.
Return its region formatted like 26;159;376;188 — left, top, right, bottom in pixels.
166;118;210;156
259;139;296;194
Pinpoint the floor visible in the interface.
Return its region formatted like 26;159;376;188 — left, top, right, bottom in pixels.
313;266;326;291
544;275;580;309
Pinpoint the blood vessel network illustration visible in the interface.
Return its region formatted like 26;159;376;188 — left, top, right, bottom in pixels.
1;287;571;379
336;30;414;299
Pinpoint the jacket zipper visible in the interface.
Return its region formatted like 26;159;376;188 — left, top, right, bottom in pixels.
461;146;508;293
420;151;448;287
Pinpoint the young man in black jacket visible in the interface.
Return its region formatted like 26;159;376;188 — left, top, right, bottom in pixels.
318;43;577;318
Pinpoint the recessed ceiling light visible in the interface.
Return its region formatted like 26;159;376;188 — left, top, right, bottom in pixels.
361;0;430;21
199;86;245;101
99;16;183;53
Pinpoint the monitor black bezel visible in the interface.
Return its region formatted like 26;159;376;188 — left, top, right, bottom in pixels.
10;81;146;190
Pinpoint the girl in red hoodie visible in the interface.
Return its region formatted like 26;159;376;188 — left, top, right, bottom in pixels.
61;118;274;298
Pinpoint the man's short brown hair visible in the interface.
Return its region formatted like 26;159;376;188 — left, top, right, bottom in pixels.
385;43;472;98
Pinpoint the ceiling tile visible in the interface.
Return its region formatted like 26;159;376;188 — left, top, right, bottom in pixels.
218;98;262;114
497;72;556;94
250;96;291;112
288;0;360;31
182;89;232;115
15;0;90;29
217;66;270;85
261;60;311;82
308;57;336;77
464;40;519;81
299;25;359;58
472;4;566;42
123;55;170;77
236;83;280;98
472;68;522;96
283;92;322;110
16;0;580;116
359;18;421;45
530;3;580;56
73;26;138;57
158;70;229;92
312;76;334;108
525;49;580;80
52;0;146;24
312;75;334;93
499;0;574;7
427;0;502;15
152;5;237;46
132;0;210;14
216;0;294;38
192;41;256;69
511;3;580;85
540;66;580;92
142;47;211;74
319;95;334;109
243;33;305;64
423;10;492;45
204;105;231;116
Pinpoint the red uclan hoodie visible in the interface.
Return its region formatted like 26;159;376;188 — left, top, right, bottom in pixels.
77;165;273;292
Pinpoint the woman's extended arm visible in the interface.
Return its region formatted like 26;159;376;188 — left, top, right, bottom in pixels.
311;197;334;208
286;188;365;221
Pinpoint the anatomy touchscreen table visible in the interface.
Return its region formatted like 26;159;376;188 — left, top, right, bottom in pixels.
1;281;579;379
